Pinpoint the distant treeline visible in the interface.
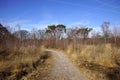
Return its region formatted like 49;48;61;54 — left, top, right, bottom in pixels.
0;22;120;50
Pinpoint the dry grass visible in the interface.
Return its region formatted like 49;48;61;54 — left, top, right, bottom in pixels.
0;45;51;80
65;44;120;67
61;44;120;80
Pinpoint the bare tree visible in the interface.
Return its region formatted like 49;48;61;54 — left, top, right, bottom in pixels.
37;29;45;39
111;25;120;46
101;22;110;37
67;28;78;39
14;30;29;40
30;28;38;39
101;22;110;43
91;30;102;39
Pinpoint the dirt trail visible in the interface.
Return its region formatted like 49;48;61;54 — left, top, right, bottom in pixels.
45;49;88;80
24;50;88;80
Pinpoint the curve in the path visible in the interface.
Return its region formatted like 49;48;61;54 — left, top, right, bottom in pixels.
46;49;88;80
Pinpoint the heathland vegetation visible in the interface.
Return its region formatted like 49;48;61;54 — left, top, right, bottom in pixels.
0;22;120;80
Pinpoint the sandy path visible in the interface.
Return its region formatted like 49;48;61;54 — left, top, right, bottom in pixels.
25;50;88;80
45;49;88;80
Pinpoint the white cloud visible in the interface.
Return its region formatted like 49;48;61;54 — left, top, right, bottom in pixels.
95;0;120;14
1;8;59;31
5;20;30;26
95;0;119;9
48;0;81;6
92;26;101;32
88;25;102;37
67;20;90;28
1;19;59;31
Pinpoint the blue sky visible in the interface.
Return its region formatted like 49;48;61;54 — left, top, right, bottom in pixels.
0;0;120;31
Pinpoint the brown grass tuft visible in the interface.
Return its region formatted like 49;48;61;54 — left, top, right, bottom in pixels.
0;46;51;80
